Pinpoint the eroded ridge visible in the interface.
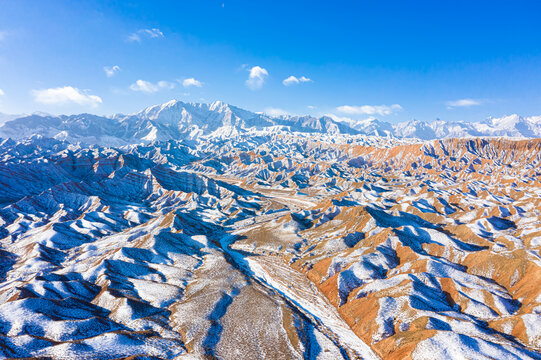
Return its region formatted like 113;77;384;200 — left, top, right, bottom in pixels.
0;135;539;359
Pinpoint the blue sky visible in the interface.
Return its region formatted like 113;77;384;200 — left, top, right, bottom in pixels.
0;0;540;124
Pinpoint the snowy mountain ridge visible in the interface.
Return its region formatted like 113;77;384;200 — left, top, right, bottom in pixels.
339;113;541;139
0;100;539;146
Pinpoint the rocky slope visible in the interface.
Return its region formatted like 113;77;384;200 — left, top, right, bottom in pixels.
0;129;540;359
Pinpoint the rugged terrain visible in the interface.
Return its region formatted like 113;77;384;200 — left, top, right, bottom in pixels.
0;102;540;359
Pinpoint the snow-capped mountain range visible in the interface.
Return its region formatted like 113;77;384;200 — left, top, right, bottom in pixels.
0;100;539;146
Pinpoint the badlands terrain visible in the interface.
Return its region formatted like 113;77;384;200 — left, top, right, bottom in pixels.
0;101;540;359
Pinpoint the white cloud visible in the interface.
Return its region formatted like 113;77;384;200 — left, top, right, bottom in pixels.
130;80;175;93
263;107;289;117
446;98;481;108
31;86;102;107
182;78;203;88
157;80;175;90
326;113;354;123
336;104;402;116
142;28;164;38
104;65;120;77
130;80;158;93
246;66;268;90
282;76;298;86
127;34;141;43
326;113;378;128
282;75;312;86
0;31;7;41
307;105;315;109
0;89;4;96
127;28;164;43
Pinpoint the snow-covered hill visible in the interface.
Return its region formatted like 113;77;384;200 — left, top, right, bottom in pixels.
0;133;540;359
0;100;539;146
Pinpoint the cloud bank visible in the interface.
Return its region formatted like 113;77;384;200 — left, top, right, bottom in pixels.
263;107;289;117
32;86;102;107
446;98;481;108
336;104;402;116
130;80;175;93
